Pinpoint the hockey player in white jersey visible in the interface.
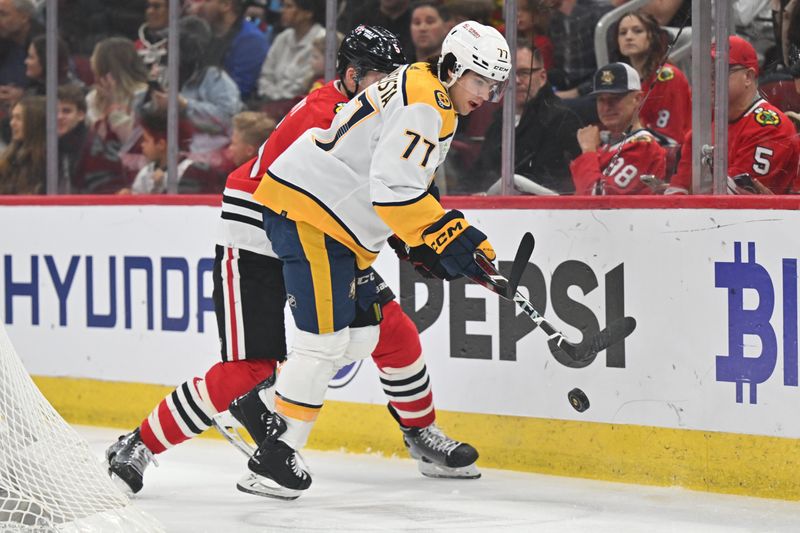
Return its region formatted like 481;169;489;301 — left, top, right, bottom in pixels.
247;21;511;498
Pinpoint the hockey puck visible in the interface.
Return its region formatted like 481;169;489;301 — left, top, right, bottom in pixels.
568;388;590;412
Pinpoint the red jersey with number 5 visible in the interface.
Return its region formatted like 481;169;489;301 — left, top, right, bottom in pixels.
570;128;667;195
669;98;799;194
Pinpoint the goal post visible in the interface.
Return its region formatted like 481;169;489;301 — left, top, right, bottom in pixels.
0;324;164;532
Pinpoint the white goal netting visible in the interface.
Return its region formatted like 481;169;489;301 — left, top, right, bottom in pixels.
0;325;164;532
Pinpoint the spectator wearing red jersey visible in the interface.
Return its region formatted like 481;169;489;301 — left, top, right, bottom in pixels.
570;62;667;195
668;36;799;195
610;10;691;145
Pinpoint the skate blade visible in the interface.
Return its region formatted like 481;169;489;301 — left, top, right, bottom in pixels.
212;412;257;458
417;459;481;480
236;472;305;501
108;471;136;496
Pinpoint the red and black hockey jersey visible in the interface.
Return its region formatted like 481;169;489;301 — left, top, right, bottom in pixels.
217;81;348;257
639;63;691;146
569;128;667;195
669;97;799;194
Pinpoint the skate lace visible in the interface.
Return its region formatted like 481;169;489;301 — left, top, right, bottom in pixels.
287;451;309;480
119;434;158;473
263;413;286;441
419;424;461;455
132;440;159;472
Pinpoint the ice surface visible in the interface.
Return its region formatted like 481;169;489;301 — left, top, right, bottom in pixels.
80;426;800;532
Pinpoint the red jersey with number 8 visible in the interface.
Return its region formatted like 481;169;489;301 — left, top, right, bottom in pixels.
569;128;667;195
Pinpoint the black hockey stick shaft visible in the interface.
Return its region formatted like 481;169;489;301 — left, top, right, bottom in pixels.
507;232;535;297
471;241;636;362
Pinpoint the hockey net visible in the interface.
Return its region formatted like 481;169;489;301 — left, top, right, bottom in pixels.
0;325;164;532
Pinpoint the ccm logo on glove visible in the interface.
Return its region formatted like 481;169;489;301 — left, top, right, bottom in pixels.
425;218;468;253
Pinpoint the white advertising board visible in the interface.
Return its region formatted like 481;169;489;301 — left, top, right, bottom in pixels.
1;204;798;439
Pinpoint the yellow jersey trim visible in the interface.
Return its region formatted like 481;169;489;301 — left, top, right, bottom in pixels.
401;63;456;141
253;171;379;269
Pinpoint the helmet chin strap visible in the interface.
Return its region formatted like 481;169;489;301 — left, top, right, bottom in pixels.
437;59;460;90
340;67;364;99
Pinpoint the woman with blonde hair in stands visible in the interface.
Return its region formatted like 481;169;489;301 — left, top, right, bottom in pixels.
0;96;46;195
86;37;149;147
609;10;691;145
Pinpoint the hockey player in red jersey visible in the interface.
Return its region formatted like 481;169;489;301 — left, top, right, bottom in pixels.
104;25;479;498
570;62;667;195
667;36;799;195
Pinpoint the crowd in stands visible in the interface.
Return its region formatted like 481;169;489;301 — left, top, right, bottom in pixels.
1;0;800;196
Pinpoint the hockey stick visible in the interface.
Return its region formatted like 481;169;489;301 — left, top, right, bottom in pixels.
507;232;535;297
469;237;636;363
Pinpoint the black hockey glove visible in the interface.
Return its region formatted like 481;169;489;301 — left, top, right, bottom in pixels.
387;235;459;281
421;210;496;279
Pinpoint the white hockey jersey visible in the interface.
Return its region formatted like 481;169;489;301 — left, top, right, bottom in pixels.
252;62;457;269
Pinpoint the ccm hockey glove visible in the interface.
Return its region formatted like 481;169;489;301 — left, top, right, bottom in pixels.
387;235;459;281
421;210;496;279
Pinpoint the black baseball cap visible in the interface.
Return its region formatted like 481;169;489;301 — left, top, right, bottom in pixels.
590;62;642;95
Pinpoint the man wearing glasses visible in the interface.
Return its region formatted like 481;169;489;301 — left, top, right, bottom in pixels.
668;36;799;195
474;41;583;195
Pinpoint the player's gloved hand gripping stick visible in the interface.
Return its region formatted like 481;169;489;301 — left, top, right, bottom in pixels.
470;232;637;363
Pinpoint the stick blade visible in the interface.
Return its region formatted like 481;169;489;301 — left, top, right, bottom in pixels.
507;232;535;298
578;316;637;361
548;316;637;368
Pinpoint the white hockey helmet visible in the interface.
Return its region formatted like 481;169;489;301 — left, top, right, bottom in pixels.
438;20;511;102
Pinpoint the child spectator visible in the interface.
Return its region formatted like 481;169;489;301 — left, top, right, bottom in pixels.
257;0;325;100
409;1;451;63
570;63;666;195
124;106;220;194
610;11;691;146
307;34;327;93
57;83;127;194
225;110;275;166
306;31;343;93
0;95;45;194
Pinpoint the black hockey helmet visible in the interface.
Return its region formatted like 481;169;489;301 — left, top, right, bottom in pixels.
336;25;406;83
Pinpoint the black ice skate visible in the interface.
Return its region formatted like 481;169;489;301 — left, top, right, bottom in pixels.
236;414;311;500
104;428;158;495
212;375;276;457
228;374;275;445
389;405;480;479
